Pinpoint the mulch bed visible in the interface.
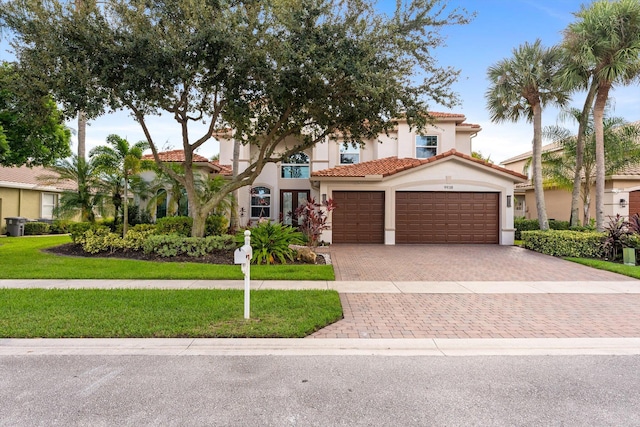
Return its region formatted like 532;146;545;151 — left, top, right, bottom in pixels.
44;243;326;265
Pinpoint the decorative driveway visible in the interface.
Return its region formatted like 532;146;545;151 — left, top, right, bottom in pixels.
320;244;636;282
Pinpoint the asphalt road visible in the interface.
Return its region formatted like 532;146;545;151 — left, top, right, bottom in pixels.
2;355;639;426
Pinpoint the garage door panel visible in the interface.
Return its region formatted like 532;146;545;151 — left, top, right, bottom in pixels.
396;192;499;244
333;191;385;243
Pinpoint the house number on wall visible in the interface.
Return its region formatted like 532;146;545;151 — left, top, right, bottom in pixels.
444;185;454;190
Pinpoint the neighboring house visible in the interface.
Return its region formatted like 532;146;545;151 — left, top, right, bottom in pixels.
216;112;527;245
139;150;230;220
501;144;640;223
0;165;75;233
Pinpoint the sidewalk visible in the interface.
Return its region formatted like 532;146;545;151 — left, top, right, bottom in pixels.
2;279;640;356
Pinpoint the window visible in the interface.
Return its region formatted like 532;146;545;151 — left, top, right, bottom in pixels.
416;135;438;159
340;144;360;164
281;152;310;179
178;188;188;216
251;186;271;218
41;193;57;219
156;189;167;219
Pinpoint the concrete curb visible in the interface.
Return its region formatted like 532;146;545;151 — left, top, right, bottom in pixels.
2;338;640;356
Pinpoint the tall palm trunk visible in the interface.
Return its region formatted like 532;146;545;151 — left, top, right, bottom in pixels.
531;102;549;231
77;111;86;159
593;83;611;232
570;83;597;226
228;139;240;232
123;174;129;236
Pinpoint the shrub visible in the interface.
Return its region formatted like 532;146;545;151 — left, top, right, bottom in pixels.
23;221;51;235
205;214;229;236
602;214;631;261
78;227;123;254
98;217;116;232
155;216;193;236
50;219;72;234
548;219;570;231
238;221;302;264
514;218;539;240
69;222;95;243
294;197;336;247
143;234;235;257
122;228;157;252
522;230;604;258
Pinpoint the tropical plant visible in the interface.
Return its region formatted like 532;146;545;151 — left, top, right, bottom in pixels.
603;214;631;261
294;197;336;248
486;39;570;231
238;222;302;265
542;112;640;225
563;0;640;231
39;156;108;222
90;134;150;236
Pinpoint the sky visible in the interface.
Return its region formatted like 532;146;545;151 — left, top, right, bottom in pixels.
2;0;640;165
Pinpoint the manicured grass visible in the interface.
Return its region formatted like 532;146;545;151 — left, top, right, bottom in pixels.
0;288;343;338
0;236;334;280
566;257;640;279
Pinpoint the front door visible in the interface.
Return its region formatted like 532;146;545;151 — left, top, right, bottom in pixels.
280;190;310;226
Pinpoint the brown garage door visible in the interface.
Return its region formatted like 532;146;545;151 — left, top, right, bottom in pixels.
332;191;385;243
396;192;499;244
630;191;640;217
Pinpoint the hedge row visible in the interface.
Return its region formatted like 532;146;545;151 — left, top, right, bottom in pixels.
521;230;604;258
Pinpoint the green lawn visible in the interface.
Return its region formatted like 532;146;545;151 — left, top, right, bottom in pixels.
0;288;343;338
0;235;334;280
565;257;640;279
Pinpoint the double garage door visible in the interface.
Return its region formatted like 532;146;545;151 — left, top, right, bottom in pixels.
332;191;499;244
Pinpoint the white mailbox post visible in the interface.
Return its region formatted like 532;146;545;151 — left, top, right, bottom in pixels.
234;230;252;319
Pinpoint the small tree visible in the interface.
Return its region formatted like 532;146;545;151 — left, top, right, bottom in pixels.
294;197;336;248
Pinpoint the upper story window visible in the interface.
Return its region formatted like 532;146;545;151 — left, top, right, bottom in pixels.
416;135;438;159
251;186;271;218
281;152;310;179
340;144;360;164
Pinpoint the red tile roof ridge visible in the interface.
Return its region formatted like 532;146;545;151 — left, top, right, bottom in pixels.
142;149;210;163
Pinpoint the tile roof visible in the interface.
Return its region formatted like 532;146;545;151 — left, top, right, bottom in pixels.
142;149;211;163
210;160;233;176
0;165;76;191
312;150;527;181
500;142;562;165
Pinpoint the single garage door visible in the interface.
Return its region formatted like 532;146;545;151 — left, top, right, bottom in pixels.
332;191;385;243
396;192;499;244
629;190;640;217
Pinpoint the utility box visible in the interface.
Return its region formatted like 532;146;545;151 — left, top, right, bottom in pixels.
5;217;27;237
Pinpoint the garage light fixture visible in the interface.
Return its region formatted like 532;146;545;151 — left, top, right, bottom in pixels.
507;195;512;208
620;198;627;208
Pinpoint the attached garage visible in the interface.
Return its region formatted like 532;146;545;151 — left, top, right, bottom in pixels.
395;192;499;244
630;190;640;217
332;191;385;243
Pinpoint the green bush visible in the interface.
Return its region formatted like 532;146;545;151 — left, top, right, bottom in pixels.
238;222;302;264
122;228;157;252
515;218;573;240
78;227;123;254
548;219;570;230
155;216;193;236
23;221;51;235
143;234;235;257
69;222;95;243
50;219;72;234
522;230;604;258
205;214;229;236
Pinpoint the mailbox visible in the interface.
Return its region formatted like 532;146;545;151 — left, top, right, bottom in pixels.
234;247;249;264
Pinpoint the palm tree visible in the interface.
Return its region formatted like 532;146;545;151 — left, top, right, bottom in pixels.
90;134;149;236
563;0;640;231
39;155;107;222
542;111;640;224
486;39;570;231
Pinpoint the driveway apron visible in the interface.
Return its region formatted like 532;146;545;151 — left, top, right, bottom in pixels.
320;244;635;282
311;244;640;339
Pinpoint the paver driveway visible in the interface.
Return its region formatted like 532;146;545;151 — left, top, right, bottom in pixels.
320;244;636;281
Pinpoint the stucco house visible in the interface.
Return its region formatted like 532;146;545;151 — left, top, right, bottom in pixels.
216;112;527;245
501;143;640;223
0;165;75;233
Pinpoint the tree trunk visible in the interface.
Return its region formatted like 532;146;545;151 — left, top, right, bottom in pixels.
593;83;610;232
123;175;129;237
228;139;240;232
77;111;87;160
531;102;549;231
192;211;207;237
570;83;597;226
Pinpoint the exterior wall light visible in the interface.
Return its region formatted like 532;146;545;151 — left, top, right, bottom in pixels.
620;198;628;208
507;195;512;208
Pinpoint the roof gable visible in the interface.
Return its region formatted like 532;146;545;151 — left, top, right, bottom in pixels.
0;165;76;191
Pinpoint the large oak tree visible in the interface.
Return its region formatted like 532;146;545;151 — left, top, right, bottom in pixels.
2;0;472;236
